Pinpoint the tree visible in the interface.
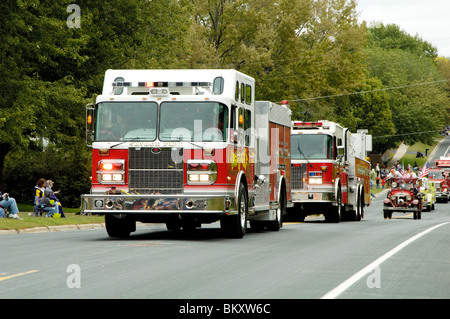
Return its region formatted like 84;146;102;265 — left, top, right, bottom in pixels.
0;0;146;205
436;56;450;125
0;0;89;188
344;77;395;153
184;0;368;122
366;23;449;147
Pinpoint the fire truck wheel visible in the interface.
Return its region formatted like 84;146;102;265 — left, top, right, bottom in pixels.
105;214;135;237
221;184;248;238
267;187;286;231
357;189;364;221
166;218;182;231
326;188;341;223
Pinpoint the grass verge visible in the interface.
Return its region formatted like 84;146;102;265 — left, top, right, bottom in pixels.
399;140;440;168
0;204;104;231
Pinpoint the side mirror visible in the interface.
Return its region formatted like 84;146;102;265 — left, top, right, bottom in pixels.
86;103;95;147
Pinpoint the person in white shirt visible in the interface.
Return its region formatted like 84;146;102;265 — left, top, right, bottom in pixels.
404;167;417;178
386;168;402;179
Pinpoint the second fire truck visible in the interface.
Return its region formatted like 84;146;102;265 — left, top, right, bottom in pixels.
289;121;372;222
81;69;292;238
430;156;450;203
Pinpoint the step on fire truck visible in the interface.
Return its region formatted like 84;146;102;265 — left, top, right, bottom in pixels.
81;69;292;238
288;121;372;222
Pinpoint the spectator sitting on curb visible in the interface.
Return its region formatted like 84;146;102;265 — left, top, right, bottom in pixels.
0;191;23;220
45;180;65;218
38;189;58;217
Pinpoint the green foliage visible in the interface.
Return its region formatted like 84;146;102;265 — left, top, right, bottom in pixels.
365;24;448;151
343;77;396;153
0;0;448;207
5;144;91;208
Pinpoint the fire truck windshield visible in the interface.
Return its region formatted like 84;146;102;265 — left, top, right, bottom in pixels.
160;102;228;142
291;134;333;160
429;171;445;179
96;102;158;141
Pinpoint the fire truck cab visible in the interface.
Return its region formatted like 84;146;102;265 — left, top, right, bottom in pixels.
81;69;291;238
430;156;450;203
289;121;372;222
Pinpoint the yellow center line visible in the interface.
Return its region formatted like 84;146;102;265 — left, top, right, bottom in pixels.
0;270;38;282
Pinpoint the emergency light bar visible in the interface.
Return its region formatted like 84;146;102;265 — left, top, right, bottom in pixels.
112;81;211;88
292;121;323;129
436;159;450;167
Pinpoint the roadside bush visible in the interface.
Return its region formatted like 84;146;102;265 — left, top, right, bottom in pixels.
4;144;91;209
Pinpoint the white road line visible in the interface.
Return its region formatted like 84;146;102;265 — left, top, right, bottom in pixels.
321;222;450;299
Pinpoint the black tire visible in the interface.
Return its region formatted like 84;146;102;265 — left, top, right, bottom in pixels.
267;187;285;231
326;187;341;223
222;184;248;238
105;214;135;237
166;218;181;231
347;191;361;221
356;190;363;221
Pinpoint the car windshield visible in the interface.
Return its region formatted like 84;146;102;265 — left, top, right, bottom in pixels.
159;102;228;142
95;102;158;141
291;134;333;160
391;178;417;189
429;171;444;179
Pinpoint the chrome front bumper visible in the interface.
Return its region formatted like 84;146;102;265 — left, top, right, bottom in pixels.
291;189;335;204
80;193;236;215
383;206;418;212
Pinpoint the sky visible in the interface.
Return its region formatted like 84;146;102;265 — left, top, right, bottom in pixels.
356;0;450;57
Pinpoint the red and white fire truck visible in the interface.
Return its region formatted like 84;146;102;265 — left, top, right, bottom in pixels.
435;156;450;171
289;121;372;222
430;156;450;203
81;69;292;238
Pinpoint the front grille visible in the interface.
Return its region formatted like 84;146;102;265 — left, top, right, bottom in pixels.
129;147;183;194
291;164;307;190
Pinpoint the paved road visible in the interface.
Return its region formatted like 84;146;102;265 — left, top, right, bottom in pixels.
1;194;449;301
429;135;450;163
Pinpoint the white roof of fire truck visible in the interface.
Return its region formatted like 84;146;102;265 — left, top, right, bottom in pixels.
291;120;372;157
436;156;450;168
291;120;343;134
100;69;255;102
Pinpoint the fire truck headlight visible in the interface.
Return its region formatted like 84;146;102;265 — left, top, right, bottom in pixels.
187;160;217;185
308;172;322;184
102;174;112;182
98;173;124;183
112;173;124;182
97;159;125;184
188;173;217;184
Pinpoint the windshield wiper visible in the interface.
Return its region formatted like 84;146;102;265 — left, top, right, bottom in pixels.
298;141;313;168
172;136;205;150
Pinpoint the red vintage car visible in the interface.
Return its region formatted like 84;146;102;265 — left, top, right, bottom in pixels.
383;178;423;220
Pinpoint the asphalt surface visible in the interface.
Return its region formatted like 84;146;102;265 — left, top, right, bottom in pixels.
1;193;449;300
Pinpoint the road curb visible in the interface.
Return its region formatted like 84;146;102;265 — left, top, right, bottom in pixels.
0;223;105;235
